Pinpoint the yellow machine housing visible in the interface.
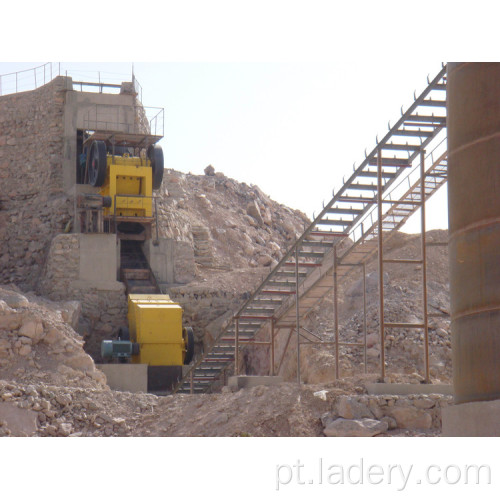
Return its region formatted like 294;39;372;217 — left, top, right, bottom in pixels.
99;155;153;218
127;294;187;366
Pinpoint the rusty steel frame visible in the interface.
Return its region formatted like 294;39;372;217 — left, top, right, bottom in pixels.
174;66;447;394
183;146;442;392
363;262;368;374
295;246;301;384
334;246;340;379
376;148;431;382
377;150;386;379
234;317;239;376
270;320;276;376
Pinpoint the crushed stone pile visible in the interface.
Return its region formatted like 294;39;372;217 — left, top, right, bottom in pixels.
157;167;310;272
0;161;453;437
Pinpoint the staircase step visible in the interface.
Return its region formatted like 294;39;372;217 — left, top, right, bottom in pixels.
121;268;151;280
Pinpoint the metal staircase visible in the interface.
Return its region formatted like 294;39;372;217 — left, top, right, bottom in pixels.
175;64;448;394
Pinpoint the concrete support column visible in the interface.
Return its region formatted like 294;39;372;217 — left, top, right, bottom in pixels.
447;62;500;405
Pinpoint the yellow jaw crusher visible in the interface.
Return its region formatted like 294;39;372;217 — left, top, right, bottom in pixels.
101;294;194;392
84;137;194;392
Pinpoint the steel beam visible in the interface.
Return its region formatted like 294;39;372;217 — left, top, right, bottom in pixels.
421;150;430;382
377;149;386;379
234;317;239;376
295;246;301;385
334;246;339;379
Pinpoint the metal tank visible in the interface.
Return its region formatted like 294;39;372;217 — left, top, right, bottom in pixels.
447;62;500;404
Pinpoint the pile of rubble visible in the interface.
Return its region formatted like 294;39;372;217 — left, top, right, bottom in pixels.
157;166;309;271
0;163;454;437
0;280;452;437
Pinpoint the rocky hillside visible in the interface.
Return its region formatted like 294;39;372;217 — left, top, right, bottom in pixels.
0;162;453;437
0;228;452;437
157;165;309;270
154;166;310;351
0;283;450;438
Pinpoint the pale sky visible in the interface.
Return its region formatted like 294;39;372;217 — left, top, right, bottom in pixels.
0;61;448;234
2;2;490;237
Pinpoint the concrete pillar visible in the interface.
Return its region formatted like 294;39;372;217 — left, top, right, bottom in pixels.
447;63;500;405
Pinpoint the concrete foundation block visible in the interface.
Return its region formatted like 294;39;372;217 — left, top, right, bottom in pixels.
365;383;453;396
0;402;38;436
79;233;119;284
442;398;500;436
97;363;148;393
227;375;283;390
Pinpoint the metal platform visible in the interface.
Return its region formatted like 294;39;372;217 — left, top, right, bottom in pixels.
84;131;163;150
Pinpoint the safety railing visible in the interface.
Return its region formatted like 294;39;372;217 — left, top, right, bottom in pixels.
83;104;164;137
0;62;144;102
348;132;448;247
0;62;61;96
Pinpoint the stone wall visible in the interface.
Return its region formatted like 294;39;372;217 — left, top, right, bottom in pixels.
38;234;127;361
0;77;71;290
321;393;451;436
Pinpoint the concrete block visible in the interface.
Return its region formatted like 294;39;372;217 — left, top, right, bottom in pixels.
144;238;174;284
365;383;453;396
79;233;119;284
227;375;283;390
0;402;38;436
442;398;500;436
97;363;148;393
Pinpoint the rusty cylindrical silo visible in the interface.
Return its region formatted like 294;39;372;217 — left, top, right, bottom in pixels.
447;62;500;404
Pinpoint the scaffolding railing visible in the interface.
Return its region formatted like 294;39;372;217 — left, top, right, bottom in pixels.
83;104;164;138
0;62;144;102
0;62;60;96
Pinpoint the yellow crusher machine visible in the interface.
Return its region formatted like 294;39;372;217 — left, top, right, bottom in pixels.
101;294;194;392
81;135;194;392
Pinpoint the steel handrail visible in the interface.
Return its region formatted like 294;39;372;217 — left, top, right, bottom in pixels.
0;62;60;96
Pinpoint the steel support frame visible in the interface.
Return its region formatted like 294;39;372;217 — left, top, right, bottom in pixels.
377;148;431;382
232;315;277;378
174;68;447;395
295;246;301;384
334;246;340;379
270;319;276;376
234;316;239;376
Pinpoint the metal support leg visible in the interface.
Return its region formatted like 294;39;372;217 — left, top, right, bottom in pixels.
334;246;339;379
270;319;275;376
377;149;386;380
277;328;294;375
295;246;301;385
190;371;194;395
234;317;240;376
363;262;367;374
420;150;430;382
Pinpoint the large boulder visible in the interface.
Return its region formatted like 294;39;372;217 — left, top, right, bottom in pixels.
336;396;373;419
324;418;388;437
388;406;432;429
246;201;264;225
